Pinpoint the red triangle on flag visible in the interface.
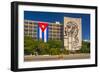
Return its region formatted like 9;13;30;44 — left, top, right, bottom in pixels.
38;22;48;32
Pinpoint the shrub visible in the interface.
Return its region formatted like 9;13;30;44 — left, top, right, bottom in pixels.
80;41;90;53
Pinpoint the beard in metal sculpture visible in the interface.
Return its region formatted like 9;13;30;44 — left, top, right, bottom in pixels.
65;21;79;51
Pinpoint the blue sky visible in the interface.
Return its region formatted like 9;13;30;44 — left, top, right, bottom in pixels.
24;11;90;40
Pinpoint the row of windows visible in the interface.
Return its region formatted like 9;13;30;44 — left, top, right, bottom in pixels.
24;34;37;37
24;30;63;33
48;28;63;30
24;24;35;27
24;27;37;29
24;28;62;32
24;31;63;35
24;26;38;28
48;25;62;27
49;24;62;26
24;35;36;37
24;33;63;37
24;33;62;37
48;31;61;33
24;29;37;32
48;32;62;35
25;35;62;39
49;37;62;39
48;30;62;32
24;21;36;25
48;38;62;40
34;37;62;40
24;21;62;27
24;22;28;24
24;25;63;30
49;36;62;38
49;34;63;36
48;32;62;34
48;27;62;30
24;33;37;35
24;25;62;28
24;29;62;33
24;22;37;25
24;31;37;33
24;21;62;26
24;28;37;30
24;32;37;33
24;25;37;27
24;29;63;33
24;25;38;28
25;25;62;28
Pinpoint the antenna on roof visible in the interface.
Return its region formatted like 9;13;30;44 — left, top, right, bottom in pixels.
56;21;60;24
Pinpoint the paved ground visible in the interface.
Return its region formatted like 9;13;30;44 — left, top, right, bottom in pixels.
24;53;90;61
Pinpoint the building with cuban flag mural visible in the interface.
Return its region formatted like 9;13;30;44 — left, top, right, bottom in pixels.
24;20;63;42
24;17;82;51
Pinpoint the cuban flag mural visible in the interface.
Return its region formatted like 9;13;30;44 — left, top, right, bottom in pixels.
38;22;48;42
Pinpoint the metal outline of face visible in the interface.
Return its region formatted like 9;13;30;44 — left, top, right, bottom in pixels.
64;21;79;50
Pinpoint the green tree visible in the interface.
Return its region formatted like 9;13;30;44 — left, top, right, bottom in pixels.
49;48;61;55
37;40;50;55
80;41;90;53
24;36;66;55
24;36;34;55
47;40;63;48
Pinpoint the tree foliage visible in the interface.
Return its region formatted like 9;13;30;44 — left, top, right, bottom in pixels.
24;36;90;55
24;36;65;55
80;41;90;53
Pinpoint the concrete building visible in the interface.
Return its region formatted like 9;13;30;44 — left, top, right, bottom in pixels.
64;17;82;51
24;20;63;40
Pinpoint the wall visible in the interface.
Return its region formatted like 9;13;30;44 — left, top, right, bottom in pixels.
0;0;99;73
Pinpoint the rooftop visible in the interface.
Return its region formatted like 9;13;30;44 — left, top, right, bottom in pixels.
24;20;63;25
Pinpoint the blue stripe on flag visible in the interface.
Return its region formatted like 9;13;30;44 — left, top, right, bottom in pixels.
42;31;44;41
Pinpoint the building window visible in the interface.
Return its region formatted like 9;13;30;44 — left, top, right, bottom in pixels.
29;22;33;24
24;21;28;24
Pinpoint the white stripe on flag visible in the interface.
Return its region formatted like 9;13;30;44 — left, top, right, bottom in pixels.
44;28;47;42
39;27;42;39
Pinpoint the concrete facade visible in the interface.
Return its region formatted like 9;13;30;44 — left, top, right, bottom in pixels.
24;20;63;40
64;17;82;51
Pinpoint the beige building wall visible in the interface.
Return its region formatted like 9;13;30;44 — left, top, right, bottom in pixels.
64;17;82;51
